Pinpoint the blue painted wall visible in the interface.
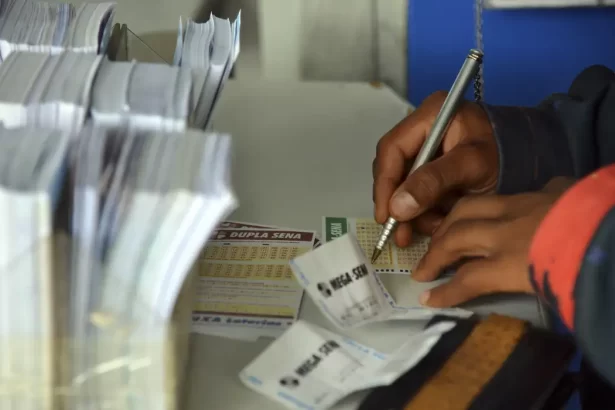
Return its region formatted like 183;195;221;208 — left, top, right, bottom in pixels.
408;1;615;106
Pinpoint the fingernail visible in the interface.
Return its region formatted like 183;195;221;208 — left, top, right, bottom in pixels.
419;290;430;305
391;191;419;220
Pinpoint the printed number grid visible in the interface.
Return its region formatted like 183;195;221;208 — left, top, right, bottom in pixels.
201;244;308;261
197;281;291;299
396;235;430;271
198;261;295;280
355;219;393;264
194;302;295;318
197;279;298;291
355;219;431;273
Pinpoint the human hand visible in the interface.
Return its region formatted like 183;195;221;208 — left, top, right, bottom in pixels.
413;177;576;308
372;91;498;248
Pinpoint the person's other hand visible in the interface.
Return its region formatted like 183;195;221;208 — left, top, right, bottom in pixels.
373;91;498;248
413;177;576;308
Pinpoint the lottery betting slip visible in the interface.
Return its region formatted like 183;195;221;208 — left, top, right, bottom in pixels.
240;319;457;410
323;217;429;275
193;221;319;340
290;233;470;329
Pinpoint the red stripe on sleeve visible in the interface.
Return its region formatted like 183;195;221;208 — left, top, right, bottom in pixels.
530;165;615;330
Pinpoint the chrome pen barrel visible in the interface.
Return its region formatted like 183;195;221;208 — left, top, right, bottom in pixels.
375;217;397;252
410;49;483;173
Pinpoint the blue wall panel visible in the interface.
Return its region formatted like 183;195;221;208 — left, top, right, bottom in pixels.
408;1;615;106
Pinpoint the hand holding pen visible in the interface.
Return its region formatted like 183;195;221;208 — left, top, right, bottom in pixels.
371;50;498;260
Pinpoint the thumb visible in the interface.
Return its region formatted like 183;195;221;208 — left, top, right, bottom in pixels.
389;143;493;221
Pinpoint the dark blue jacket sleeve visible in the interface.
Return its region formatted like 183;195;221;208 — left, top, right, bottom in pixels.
483;65;615;389
481;65;615;193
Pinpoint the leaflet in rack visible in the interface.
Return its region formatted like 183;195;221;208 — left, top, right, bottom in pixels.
322;217;429;275
193;221;318;340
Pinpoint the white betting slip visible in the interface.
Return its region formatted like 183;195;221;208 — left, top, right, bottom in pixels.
289;233;471;329
240;319;457;410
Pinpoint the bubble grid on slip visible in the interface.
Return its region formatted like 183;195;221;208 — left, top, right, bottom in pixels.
353;218;430;274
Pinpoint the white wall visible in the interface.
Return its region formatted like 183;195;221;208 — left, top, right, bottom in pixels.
258;0;408;97
56;0;408;97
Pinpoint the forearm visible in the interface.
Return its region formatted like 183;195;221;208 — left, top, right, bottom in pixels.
482;65;615;194
529;164;615;386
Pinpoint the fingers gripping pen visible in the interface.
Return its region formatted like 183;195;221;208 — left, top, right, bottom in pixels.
371;49;483;264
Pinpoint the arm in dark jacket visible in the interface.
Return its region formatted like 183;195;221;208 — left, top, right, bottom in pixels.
482;64;615;193
482;65;615;385
528;164;615;389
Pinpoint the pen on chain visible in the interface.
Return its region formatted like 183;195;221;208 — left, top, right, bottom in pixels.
371;48;484;264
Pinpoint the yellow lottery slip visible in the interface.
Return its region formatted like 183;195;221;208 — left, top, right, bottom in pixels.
193;225;317;339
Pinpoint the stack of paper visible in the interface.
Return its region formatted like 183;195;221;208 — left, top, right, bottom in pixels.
0;51;102;132
0;8;243;404
0;0;116;61
90;10;243;134
174;13;241;129
67;126;237;408
90;59;193;132
0;126;71;410
0;123;237;408
65;2;116;54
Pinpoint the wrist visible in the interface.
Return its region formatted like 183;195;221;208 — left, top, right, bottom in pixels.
480;103;574;195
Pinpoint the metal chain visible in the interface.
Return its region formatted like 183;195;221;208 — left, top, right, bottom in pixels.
473;0;485;102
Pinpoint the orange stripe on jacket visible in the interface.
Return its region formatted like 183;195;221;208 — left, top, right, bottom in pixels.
529;164;615;330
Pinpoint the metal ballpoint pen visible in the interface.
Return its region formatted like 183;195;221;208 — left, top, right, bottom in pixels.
371;48;484;264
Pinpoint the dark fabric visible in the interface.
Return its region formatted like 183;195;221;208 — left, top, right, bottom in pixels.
579;360;615;410
482;65;615;194
574;208;615;389
486;65;615;393
357;316;478;410
358;316;576;410
468;328;575;410
482;103;574;194
541;372;581;410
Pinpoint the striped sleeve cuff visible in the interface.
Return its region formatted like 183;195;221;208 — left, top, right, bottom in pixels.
529;165;615;330
480;103;574;195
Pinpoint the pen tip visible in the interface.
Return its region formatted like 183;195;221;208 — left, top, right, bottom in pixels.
371;249;381;264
